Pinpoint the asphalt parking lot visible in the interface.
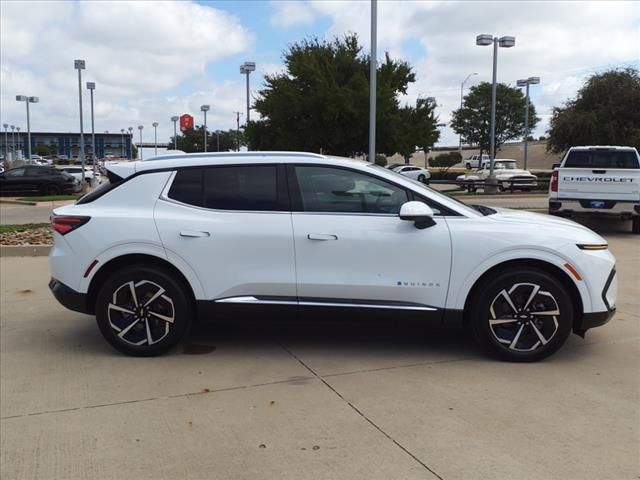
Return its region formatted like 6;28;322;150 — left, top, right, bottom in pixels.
1;223;638;479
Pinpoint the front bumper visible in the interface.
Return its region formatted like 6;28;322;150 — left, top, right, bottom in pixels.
573;267;617;336
49;278;90;314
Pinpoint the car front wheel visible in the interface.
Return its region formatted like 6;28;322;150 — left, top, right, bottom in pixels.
95;265;193;356
470;268;573;361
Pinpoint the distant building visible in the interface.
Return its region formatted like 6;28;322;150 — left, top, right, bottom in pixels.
0;131;132;159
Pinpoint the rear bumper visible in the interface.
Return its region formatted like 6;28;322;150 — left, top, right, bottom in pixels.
550;199;639;218
49;278;90;314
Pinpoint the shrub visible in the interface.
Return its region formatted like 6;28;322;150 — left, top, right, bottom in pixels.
430;152;461;172
374;154;387;167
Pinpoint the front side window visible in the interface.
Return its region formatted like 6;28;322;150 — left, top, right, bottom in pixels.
168;165;285;211
294;165;408;214
6;168;25;177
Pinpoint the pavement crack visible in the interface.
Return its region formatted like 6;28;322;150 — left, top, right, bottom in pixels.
277;341;445;480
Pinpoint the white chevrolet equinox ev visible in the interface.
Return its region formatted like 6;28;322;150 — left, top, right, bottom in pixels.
49;152;617;361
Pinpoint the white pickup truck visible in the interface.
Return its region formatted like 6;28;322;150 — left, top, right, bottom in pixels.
549;146;640;233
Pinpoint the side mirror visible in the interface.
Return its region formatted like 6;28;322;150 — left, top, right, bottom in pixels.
399;201;436;229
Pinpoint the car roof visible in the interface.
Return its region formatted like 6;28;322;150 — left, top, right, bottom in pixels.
568;146;637;151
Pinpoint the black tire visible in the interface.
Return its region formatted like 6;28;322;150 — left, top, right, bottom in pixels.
418;174;426;183
469;268;573;362
467;184;477;193
46;184;60;195
95;264;193;356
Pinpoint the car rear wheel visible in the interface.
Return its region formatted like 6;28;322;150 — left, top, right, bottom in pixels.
418;174;426;183
95;265;193;356
632;216;640;234
470;268;573;361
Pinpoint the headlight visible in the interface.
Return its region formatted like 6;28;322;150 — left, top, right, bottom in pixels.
577;244;608;251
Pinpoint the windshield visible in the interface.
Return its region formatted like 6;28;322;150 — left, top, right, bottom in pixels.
494;162;516;169
368;164;480;216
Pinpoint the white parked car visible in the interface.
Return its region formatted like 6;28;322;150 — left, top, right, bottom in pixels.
456;160;538;192
393;165;431;184
61;166;101;184
549;146;640;234
464;154;490;169
49;152;616;361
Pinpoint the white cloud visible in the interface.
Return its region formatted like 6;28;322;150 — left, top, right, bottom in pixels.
279;0;640;146
0;0;254;143
270;0;316;28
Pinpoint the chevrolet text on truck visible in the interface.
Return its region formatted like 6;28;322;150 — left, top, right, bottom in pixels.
549;146;640;234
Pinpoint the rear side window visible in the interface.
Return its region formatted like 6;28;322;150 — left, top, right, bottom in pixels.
168;165;287;211
564;150;639;169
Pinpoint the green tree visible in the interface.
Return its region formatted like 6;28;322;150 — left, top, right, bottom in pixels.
547;68;640;152
170;127;245;153
450;82;539;155
245;34;439;157
35;144;55;156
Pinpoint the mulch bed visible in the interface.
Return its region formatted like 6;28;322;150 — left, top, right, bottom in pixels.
0;227;53;246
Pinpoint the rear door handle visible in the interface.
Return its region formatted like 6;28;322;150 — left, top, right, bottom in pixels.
180;230;210;238
307;233;338;241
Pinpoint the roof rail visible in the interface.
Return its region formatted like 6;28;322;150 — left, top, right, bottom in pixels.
142;151;327;162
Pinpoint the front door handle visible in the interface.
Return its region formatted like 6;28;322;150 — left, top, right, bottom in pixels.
180;230;210;238
307;233;338;241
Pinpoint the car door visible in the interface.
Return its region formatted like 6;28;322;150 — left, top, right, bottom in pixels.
289;164;452;311
0;167;27;194
154;164;297;302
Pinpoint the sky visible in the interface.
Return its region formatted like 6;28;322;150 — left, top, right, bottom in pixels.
1;0;638;152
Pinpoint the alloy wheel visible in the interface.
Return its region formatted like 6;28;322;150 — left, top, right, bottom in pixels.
488;283;560;352
107;280;175;346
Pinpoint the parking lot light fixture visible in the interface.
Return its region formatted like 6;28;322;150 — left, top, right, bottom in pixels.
240;61;256;124
459;73;478;153
138;125;144;160
200;105;210;152
16;127;21;157
516;76;541;171
16;95;38;161
127;127;133;159
86;82;96;174
475;34;515;193
3;124;8;161
171;116;179;150
152;122;159;156
74;60;87;182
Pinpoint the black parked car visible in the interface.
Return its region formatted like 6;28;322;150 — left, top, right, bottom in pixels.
0;166;81;196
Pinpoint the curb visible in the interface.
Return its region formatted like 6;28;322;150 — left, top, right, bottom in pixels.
0;199;37;206
0;245;51;257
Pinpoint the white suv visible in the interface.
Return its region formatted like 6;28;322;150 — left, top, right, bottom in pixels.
49;152;617;361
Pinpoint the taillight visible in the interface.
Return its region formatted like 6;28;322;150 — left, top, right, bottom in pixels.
51;216;90;235
550;170;558;192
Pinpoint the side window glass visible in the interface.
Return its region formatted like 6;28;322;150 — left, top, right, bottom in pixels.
168;168;204;207
203;165;280;211
295;166;408;214
6;168;25;177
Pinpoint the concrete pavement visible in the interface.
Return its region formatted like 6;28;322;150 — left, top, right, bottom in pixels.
1;230;638;479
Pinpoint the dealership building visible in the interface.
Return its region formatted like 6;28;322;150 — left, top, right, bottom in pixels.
1;131;133;159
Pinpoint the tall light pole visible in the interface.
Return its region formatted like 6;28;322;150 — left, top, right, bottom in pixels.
516;76;540;171
476;34;515;193
369;0;377;163
459;73;478;154
16;95;38;161
16;127;21;159
138;125;144;160
2;124;8;161
86;82;96;175
152;122;159;156
171;116;179;150
10;125;15;160
74;59;86;183
128;127;133;159
200;105;210;152
215;130;221;152
120;128;125;157
240;62;256;124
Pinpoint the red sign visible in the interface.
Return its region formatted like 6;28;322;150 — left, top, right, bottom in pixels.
180;114;194;131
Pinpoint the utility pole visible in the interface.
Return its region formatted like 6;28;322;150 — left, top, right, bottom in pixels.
368;0;377;163
234;111;243;151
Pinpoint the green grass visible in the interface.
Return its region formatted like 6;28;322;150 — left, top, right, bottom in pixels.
0;223;49;234
16;195;77;202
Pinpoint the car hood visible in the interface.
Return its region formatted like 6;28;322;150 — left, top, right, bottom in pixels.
495;169;535;177
486;207;606;243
